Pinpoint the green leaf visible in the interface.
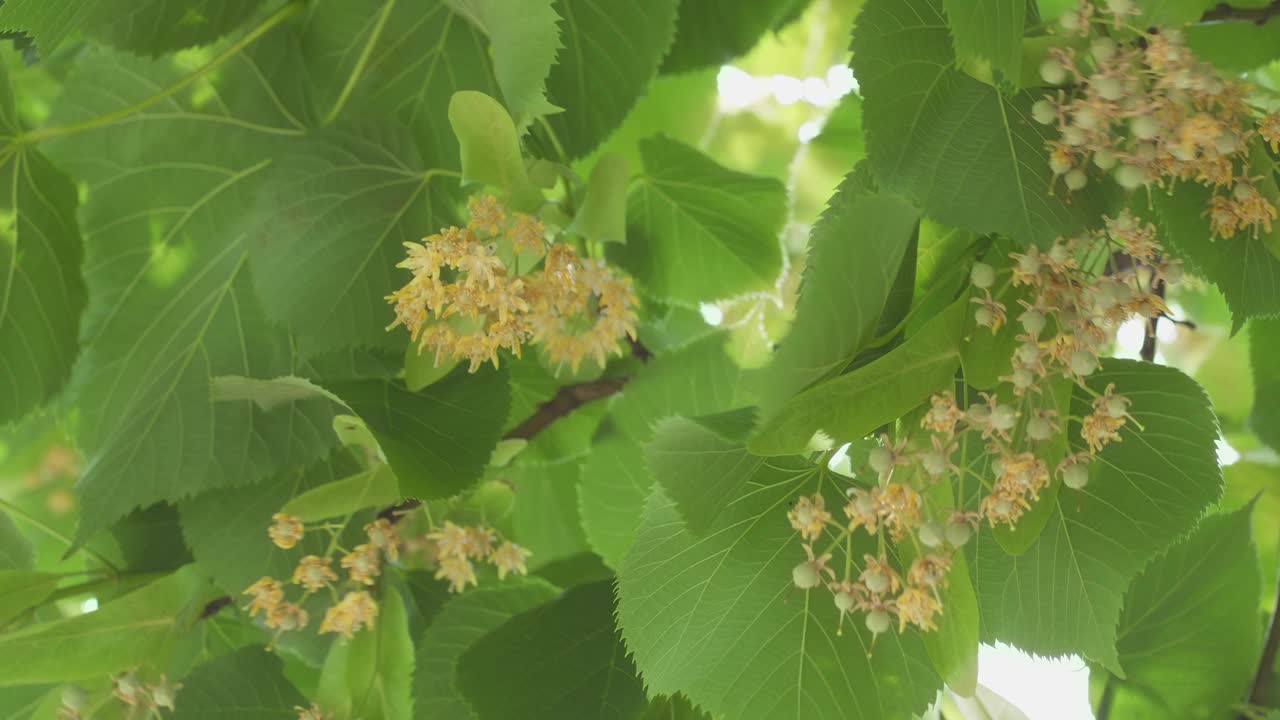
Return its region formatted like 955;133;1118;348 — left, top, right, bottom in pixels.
458;581;646;719
1106;506;1261;719
0;570;58;625
1133;0;1217;26
1152;182;1280;331
449;0;563;128
414;578;559;719
301;0;500;165
180;454;361;594
646;415;769;534
538;0;679;159
280;464;400;522
448;91;539;207
43;46;338;544
171;647;307;719
0;0;264;55
0;64;85;426
618;481;941;720
210;375;347;412
568;153;630;245
757;166;920;412
315;588;414;720
661;0;801;73
577;335;742;566
0;513;33;570
852;0;1104;245
974;361;1223;672
749;295;968;456
0;567;214;686
510;461;592;570
332;368;509;500
1250;317;1280;452
249;120;459;354
615;136;786;305
942;0;1025;84
1186;20;1280;73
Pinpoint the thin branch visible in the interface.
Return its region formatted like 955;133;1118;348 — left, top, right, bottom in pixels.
1200;0;1280;24
1245;530;1280;713
503;376;630;440
1140;278;1165;363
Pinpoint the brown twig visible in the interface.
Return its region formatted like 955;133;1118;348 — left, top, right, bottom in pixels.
1244;530;1280;714
503;376;630;440
1201;0;1280;24
1140;278;1166;363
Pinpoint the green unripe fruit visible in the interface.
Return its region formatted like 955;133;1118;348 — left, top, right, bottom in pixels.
1032;99;1057;125
919;521;945;548
1130;115;1159;140
1065;168;1088;190
1106;396;1129;418
1062;126;1088;147
975;306;995;327
866;610;892;635
868;446;893;473
923;450;948;476
1115;164;1146;189
1070;350;1098;376
1027;417;1054;441
1090;37;1117;63
945;519;972;547
1017;342;1041;365
1040;59;1067;86
865;571;891;595
1021;309;1047;335
1094;76;1124;101
793;562;821;589
970;262;996;289
992;404;1017;431
1063;462;1089;489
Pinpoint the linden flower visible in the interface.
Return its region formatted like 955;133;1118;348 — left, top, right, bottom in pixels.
467;194;507;236
860;554;903;597
268;513;305;549
428;521;470;558
509;213;546;253
896;587;943;632
292;555;338;592
787;494;831;542
1262;113;1280;153
364;519;401;562
149;676;181;711
242;577;284;618
921;392;965;436
435;554;479;593
875;483;922;542
295;705;334;720
265;601;309;631
112;670;142;706
463;525;498;559
844;487;879;535
320;591;379;639
341;544;382;585
907;555;952;590
491;541;532;580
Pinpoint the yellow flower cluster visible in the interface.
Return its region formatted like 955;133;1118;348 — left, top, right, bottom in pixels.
788;494;957;645
243;516;404;641
785;211;1179;643
425;521;531;593
1039;1;1280;239
387;195;638;373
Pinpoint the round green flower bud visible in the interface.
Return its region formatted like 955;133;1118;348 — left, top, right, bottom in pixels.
1130;115;1160;140
868;446;893;474
1063;461;1089;489
1092;148;1118;170
945;519;973;547
1090;37;1117;63
1070;350;1098;376
835;591;856;612
865;571;891;595
1065;169;1088;191
1032;99;1057;125
970;262;996;289
1114;164;1146;190
793;562;821;589
1040;59;1068;86
1021;310;1047;335
866;609;892;634
919;521;945;548
1027;417;1054;441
